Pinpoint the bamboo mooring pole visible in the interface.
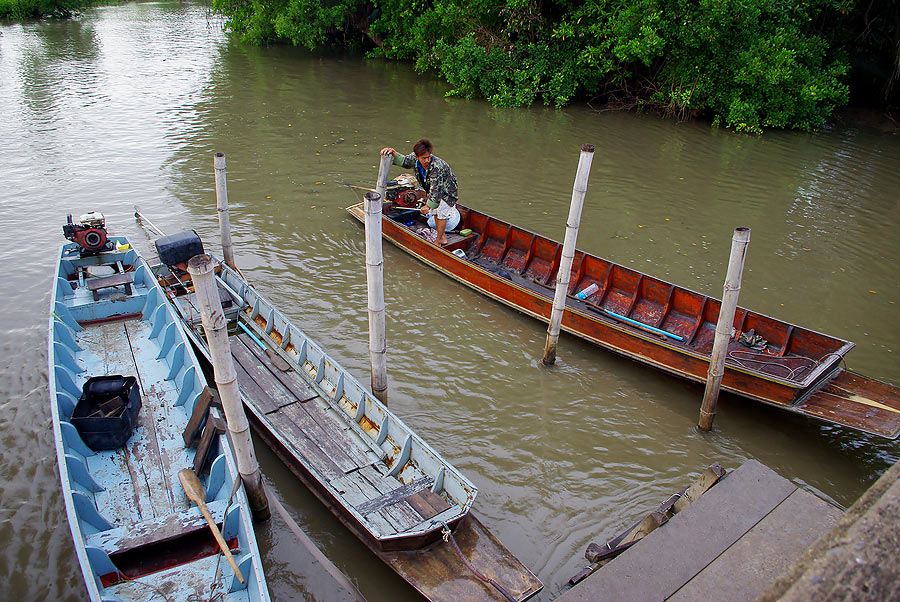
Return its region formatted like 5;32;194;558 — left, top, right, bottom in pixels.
698;227;751;431
363;191;389;404
214;152;237;272
375;151;392;201
187;254;270;521
542;143;595;365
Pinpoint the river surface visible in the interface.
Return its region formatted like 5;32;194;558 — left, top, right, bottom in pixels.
1;2;899;600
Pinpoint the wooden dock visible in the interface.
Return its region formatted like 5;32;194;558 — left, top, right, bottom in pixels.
560;460;842;602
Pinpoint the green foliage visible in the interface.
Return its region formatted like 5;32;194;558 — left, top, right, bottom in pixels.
212;0;859;131
0;0;86;20
211;0;370;47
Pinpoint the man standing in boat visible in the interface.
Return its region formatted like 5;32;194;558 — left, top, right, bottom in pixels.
380;138;460;246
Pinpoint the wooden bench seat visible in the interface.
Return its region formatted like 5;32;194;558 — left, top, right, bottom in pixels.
87;272;134;300
85;499;228;555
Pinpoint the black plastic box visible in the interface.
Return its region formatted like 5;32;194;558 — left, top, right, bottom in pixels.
71;376;142;451
155;230;204;266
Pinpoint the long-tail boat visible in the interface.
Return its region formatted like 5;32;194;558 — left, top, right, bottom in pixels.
346;198;900;440
149;229;542;601
48;214;270;601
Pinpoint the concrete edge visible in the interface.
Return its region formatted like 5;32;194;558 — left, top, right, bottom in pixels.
755;458;900;602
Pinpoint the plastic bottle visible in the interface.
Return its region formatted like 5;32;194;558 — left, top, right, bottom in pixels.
575;283;599;300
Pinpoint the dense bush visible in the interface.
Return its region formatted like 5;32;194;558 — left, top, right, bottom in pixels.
0;0;86;19
211;0;885;131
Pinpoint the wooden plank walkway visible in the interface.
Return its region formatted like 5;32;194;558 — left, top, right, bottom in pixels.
560;460;842;602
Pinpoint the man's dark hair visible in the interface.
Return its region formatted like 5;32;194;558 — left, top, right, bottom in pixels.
412;138;433;156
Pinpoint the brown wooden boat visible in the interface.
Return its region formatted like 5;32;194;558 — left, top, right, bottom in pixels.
347;201;900;439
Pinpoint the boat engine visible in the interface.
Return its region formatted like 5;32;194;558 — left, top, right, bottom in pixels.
385;174;425;208
63;212;111;255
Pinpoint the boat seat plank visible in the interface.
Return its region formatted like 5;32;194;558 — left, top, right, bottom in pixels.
373;503;424;534
406;489;452;521
263;409;344;482
355;465;426;534
87;272;134;300
278;403;367;474
236;333;318;403
103;549;235;600
78;320;191;528
354;477;434;516
231;339;296;412
85;499;229;555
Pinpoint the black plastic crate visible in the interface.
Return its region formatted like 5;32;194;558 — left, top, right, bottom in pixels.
71;375;142;451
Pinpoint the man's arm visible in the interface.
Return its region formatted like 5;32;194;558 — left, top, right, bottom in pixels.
392;152;415;169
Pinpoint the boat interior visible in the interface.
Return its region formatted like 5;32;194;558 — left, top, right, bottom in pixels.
51;241;260;600
382;204;852;388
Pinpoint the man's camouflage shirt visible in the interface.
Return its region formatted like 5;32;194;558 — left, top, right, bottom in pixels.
392;152;458;208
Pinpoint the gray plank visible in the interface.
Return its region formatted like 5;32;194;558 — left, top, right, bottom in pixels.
356;465;425;534
329;473;370;506
264;409;344;482
354;477;434;516
236;333;318;402
669;487;842;602
279;404;362;474
235;336;372;471
561;460;797;602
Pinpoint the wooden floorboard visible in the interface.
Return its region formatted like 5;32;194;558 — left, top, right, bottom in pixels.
237;333;318;402
77;319;192;529
278;403;362;474
232;334;374;471
263;409;344;482
236;333;375;468
231;338;293;413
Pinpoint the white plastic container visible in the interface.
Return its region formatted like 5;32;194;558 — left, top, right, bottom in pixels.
575;282;599;300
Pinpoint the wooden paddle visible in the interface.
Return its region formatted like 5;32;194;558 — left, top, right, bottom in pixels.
178;468;245;584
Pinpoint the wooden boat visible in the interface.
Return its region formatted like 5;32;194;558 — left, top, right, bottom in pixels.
150;235;541;600
49;229;270;601
346;200;900;439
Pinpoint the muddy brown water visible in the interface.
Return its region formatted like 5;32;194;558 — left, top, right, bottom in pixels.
1;2;898;600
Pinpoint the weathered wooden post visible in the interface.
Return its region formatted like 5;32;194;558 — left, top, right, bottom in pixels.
698;227;751;431
214;152;237;272
364;191;389;404
542;144;595;365
187;254;270;521
375;151;393;201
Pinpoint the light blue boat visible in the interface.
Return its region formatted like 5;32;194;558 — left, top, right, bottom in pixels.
48;232;270;601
